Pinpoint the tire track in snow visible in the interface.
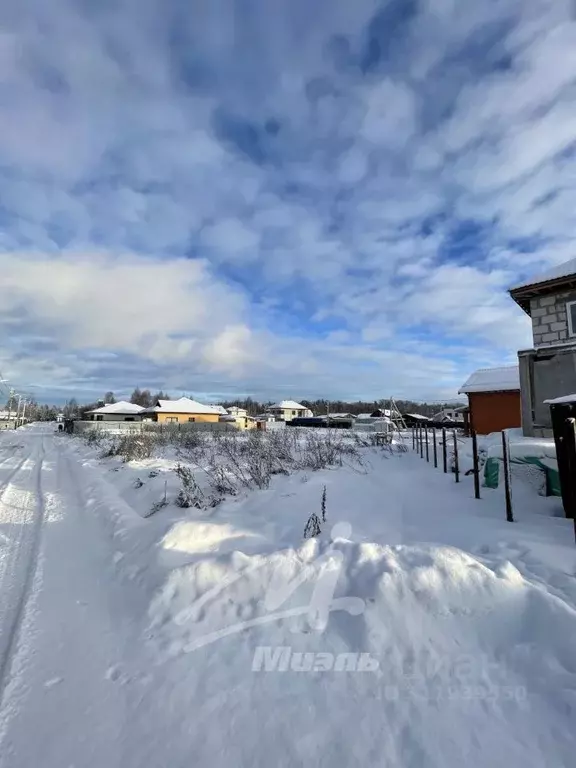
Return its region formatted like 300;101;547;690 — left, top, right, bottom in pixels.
0;437;47;704
0;453;32;504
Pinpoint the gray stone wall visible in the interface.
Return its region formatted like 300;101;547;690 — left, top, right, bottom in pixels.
530;290;576;347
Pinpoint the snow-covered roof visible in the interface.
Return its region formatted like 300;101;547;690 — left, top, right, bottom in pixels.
405;413;431;421
267;400;307;410
371;408;391;416
510;258;576;292
459;366;520;394
86;401;144;415
543;393;576;405
210;404;229;415
143;397;221;414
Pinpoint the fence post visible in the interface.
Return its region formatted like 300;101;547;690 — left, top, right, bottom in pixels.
502;430;514;523
412;427;415;451
442;428;447;473
453;430;459;482
472;429;480;499
433;428;438;468
420;425;424;459
425;425;429;462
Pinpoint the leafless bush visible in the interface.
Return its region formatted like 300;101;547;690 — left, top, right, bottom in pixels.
176;429;208;457
297;430;356;470
83;428;105;447
205;464;238;498
145;479;168;517
116;433;157;462
216;433;266;489
146;498;168;517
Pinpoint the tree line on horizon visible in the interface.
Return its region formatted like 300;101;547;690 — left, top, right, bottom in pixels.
7;391;463;421
219;396;462;419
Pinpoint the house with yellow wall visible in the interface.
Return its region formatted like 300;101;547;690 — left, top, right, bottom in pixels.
141;397;221;424
223;406;255;430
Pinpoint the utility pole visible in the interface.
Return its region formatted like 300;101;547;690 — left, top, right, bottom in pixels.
7;388;14;425
14;394;21;429
20;399;28;426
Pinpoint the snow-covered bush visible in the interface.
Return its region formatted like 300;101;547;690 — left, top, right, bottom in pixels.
174;463;206;508
304;512;322;538
100;439;119;458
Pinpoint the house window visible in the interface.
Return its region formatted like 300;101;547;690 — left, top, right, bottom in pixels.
96;415;103;421
567;301;576;337
124;417;135;422
292;410;297;416
166;417;178;423
188;417;196;422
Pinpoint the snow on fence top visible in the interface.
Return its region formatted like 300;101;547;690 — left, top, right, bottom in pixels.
458;366;520;394
510;257;576;291
144;397;222;414
86;400;145;415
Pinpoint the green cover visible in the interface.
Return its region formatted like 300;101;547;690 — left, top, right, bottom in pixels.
483;456;560;497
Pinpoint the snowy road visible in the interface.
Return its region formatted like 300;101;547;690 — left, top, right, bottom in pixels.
0;426;154;768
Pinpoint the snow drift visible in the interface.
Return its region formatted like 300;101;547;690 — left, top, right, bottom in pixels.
147;536;576;767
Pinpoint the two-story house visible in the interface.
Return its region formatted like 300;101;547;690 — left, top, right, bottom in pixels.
266;400;313;421
509;258;576;437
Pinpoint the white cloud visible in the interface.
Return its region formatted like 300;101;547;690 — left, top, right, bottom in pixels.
360;80;416;147
0;250;249;367
2;0;576;403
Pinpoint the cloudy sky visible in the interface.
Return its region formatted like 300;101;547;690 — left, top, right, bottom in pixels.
1;0;575;404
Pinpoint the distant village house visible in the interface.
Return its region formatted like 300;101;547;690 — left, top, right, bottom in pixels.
86;401;145;422
141;397;221;424
266;400;313;421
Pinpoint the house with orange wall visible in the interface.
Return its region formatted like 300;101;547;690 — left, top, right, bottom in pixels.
458;366;521;435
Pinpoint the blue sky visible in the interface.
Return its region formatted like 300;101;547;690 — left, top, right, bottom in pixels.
1;0;575;403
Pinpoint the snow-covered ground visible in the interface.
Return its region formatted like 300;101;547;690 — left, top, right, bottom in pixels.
1;424;576;767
